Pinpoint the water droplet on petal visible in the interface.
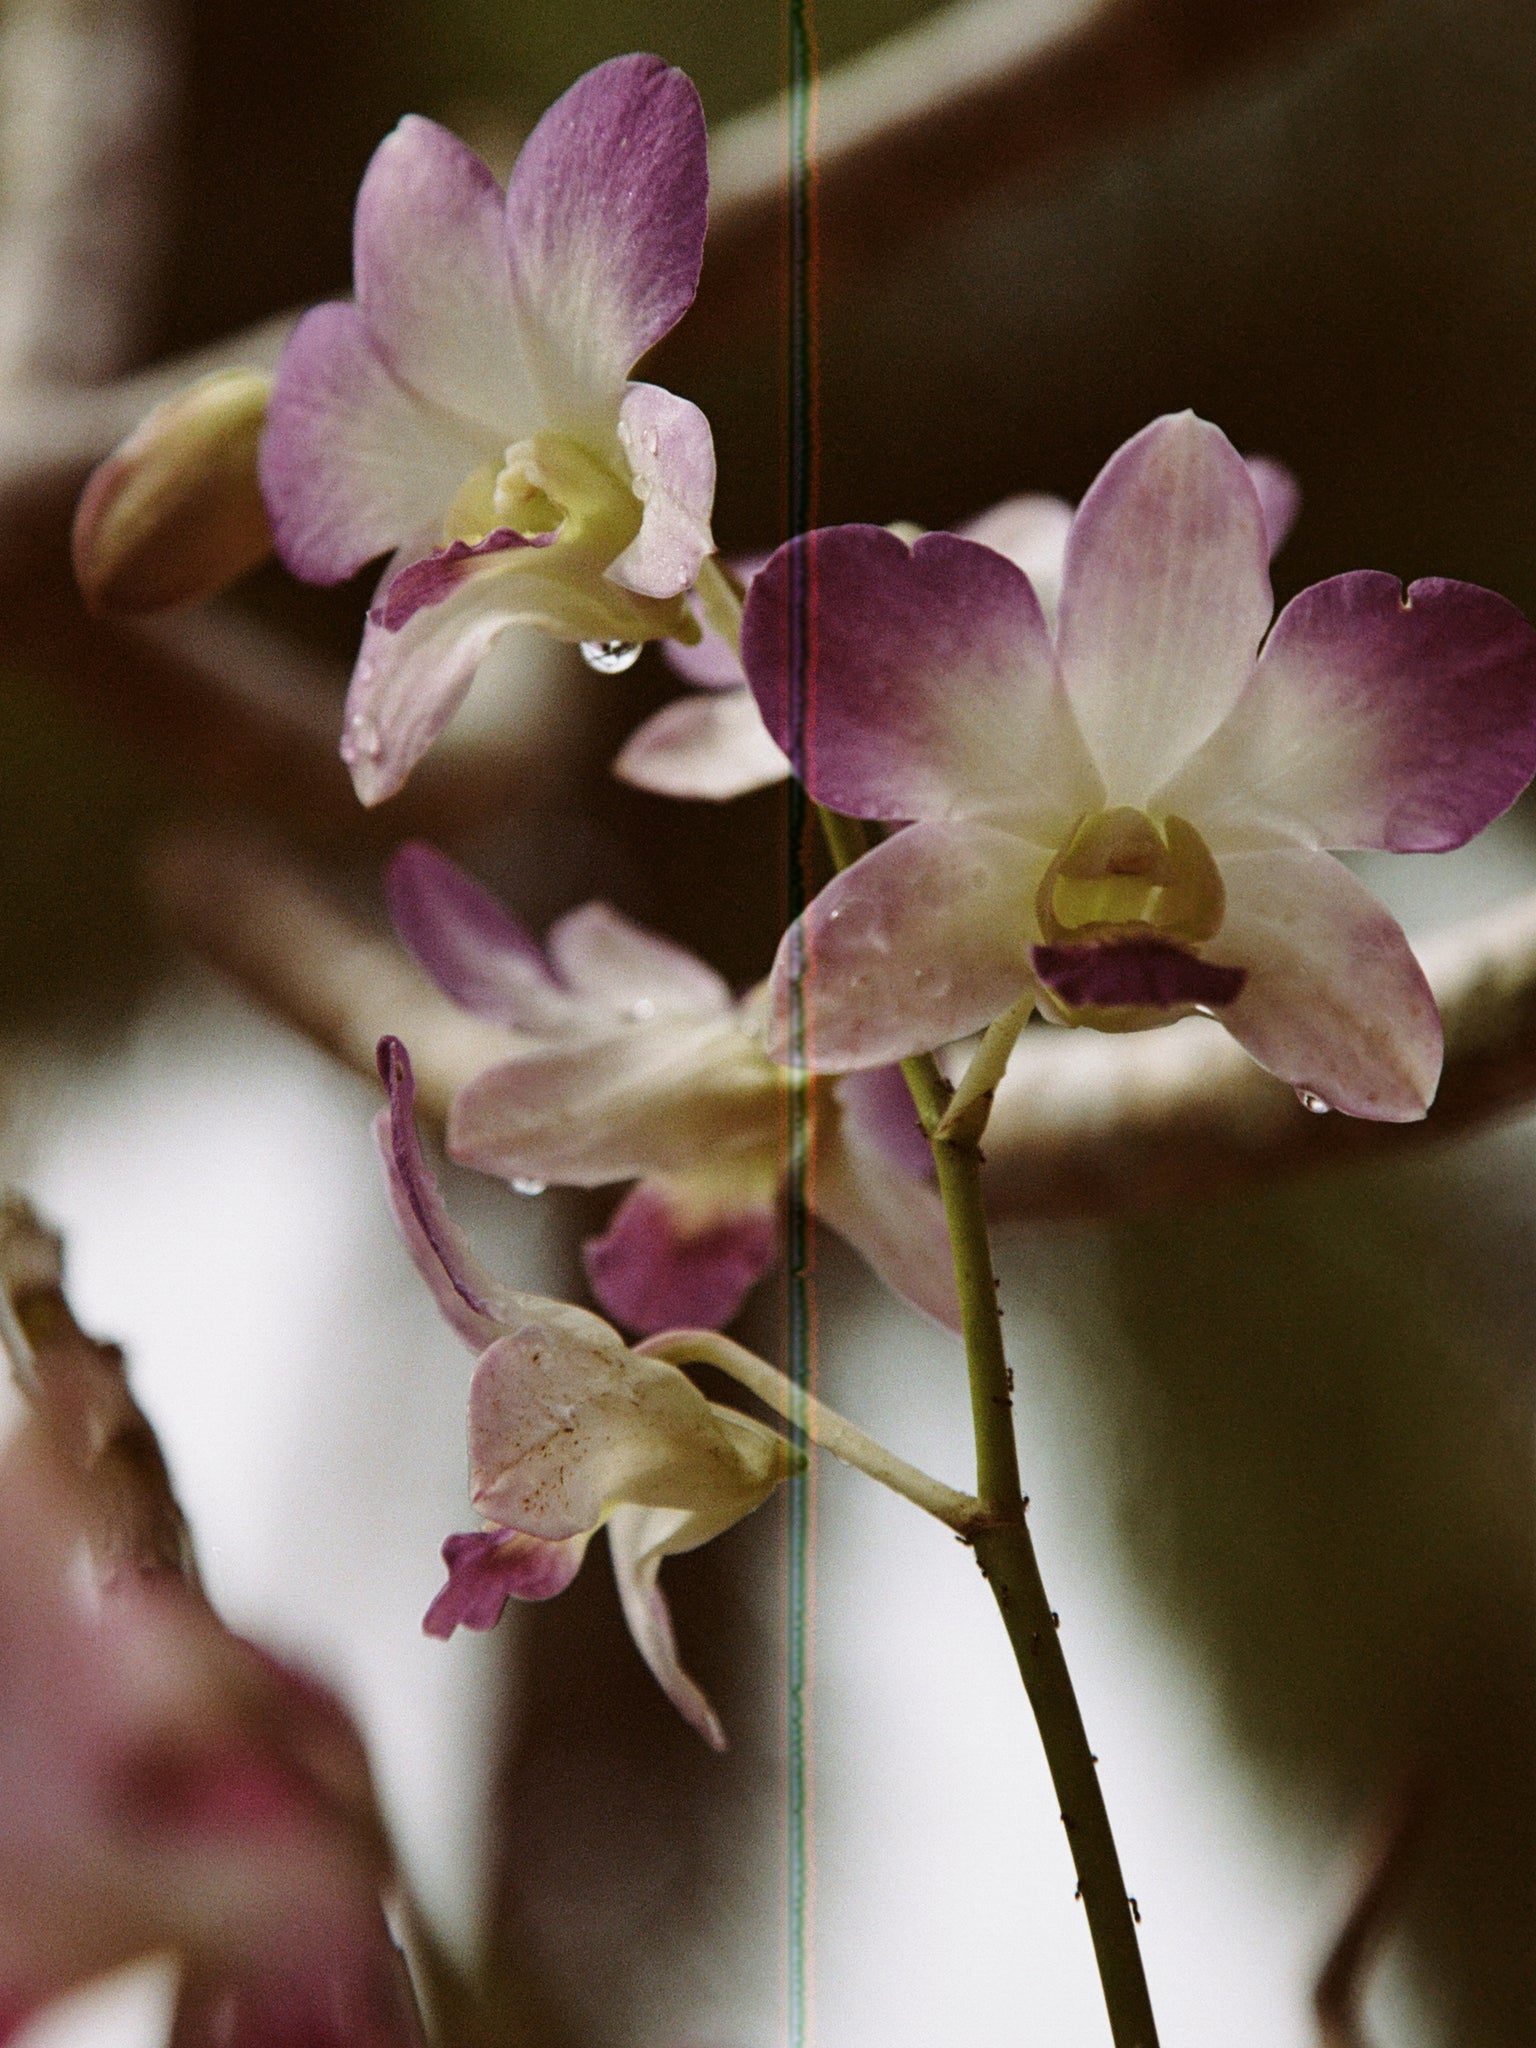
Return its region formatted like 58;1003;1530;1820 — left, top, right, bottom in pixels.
511;1176;547;1197
340;711;382;764
580;639;642;674
623;998;657;1022
1296;1088;1332;1115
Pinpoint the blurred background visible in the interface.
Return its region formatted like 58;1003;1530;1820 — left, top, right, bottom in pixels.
1;0;1533;2042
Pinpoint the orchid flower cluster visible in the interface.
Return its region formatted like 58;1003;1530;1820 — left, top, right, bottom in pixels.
60;42;1536;2048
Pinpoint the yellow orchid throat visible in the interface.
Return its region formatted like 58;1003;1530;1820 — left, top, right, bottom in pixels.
1036;807;1225;948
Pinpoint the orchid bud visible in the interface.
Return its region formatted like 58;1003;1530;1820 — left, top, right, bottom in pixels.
72;369;274;615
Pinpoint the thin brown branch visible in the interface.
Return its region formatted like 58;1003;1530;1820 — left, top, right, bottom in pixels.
1314;1772;1430;2048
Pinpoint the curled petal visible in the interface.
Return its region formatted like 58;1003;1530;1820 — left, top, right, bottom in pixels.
261;304;489;585
606;1504;725;1748
545;901;732;1017
614;686;790;800
742;526;1099;834
422;1527;590;1637
607;383;716;599
1205;849;1442;1120
1245;455;1301;557
507;55;708;429
583;1176;779;1334
1056;412;1272;803
819;1104;959;1331
1160;573;1536;854
374;529;542;631
386;843;572;1035
352;116;525;436
1031;938;1247;1012
451;1021;782;1186
766;821;1047;1070
468;1325;789;1539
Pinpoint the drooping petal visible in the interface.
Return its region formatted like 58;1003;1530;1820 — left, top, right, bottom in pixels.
260;304;490;584
467;1325;786;1539
1055;412;1272;803
351;116;527;436
1031;938;1247;1012
506;55;708;430
832;1065;934;1184
450;1019;781;1186
742;526;1101;835
386;843;574;1036
1204;848;1442;1120
765;821;1048;1070
1158;572;1536;854
957;494;1073;622
607;383;716;599
818;1105;959;1330
1245;456;1301;558
373;529;544;631
544;902;733;1018
606;1504;725;1748
582;1176;779;1334
421;1527;590;1637
613;685;791;799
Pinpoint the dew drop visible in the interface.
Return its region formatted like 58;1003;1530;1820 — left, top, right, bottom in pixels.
580;639;642;674
623;998;657;1022
511;1176;547;1197
1295;1088;1332;1115
340;712;382;764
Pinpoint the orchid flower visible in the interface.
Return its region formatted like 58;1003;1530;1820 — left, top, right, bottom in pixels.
260;55;715;805
0;1421;416;2048
376;1037;795;1748
386;841;960;1333
614;458;1299;803
737;412;1536;1121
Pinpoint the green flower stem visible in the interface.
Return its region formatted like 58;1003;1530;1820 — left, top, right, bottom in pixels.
817;805;1161;2048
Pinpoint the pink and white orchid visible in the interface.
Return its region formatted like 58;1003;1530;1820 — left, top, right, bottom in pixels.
738;412;1536;1121
260;55;716;805
377;1038;794;1748
386;841;960;1333
615;458;1299;804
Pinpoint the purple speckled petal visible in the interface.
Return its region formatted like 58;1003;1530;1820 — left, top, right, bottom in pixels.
583;1178;779;1334
613;686;791;800
1056;413;1272;803
506;56;708;430
742;526;1100;834
352;116;526;434
832;1066;934;1184
765;821;1046;1070
1031;939;1247;1013
606;1505;726;1748
607;383;716;599
957;494;1073;622
1204;848;1442;1120
545;902;732;1017
1245;456;1301;558
374;529;543;631
1158;572;1536;854
450;1018;781;1186
818;1111;959;1330
261;303;489;584
422;1527;590;1637
385;843;576;1035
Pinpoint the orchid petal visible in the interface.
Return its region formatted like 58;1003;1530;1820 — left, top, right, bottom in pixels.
544;902;733;1017
583;1176;779;1334
607;383;716;599
1205;848;1442;1120
467;1324;785;1540
1159;573;1536;853
352;116;527;435
260;304;489;584
449;1019;781;1186
957;494;1073;622
832;1065;934;1185
169;1923;425;2048
818;1111;959;1331
506;55;708;431
1056;412;1272;803
386;843;574;1035
765;821;1047;1070
374;529;541;631
421;1527;590;1636
614;686;791;800
1031;939;1247;1012
1245;456;1301;557
606;1505;725;1749
742;526;1100;834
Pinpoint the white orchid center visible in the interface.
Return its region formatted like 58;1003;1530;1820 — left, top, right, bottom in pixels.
1035;807;1225;948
